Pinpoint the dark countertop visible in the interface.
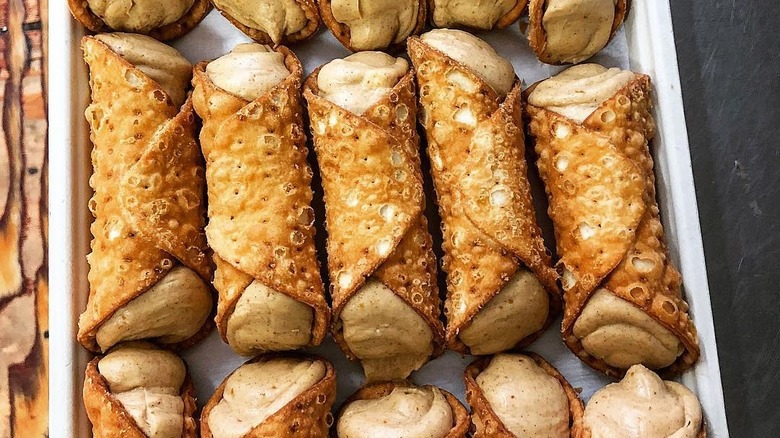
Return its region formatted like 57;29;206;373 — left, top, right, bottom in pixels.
671;1;780;436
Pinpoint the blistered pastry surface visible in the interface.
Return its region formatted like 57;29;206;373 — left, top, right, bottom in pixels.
408;36;558;353
304;68;444;362
192;47;329;349
527;75;700;377
78;36;211;352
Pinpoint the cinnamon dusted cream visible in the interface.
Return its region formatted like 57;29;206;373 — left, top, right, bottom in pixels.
207;358;326;438
583;364;703;437
98;342;186;438
431;0;516;29
541;0;617;64
476;354;569;438
420;29;515;98
460;270;549;355
212;0;308;44
95;33;193;108
573;289;683;370
206;43;290;102
337;386;453;438
225;280;314;356
339;280;434;382
330;0;419;50
528;63;634;123
318;52;408;115
87;0;194;34
95;266;212;352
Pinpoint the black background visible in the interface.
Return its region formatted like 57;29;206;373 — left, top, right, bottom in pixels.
671;1;780;436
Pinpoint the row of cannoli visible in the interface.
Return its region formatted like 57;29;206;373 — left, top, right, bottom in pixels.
68;0;627;63
77;28;700;382
86;343;705;437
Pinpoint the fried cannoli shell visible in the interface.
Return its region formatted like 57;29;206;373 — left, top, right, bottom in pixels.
214;0;321;45
67;0;211;41
83;356;198;438
200;353;337;438
527;0;628;65
464;353;585;437
428;0;527;30
339;382;470;438
303;68;444;360
191;46;329;349
525;75;699;378
77;36;213;352
407;37;559;353
319;0;427;52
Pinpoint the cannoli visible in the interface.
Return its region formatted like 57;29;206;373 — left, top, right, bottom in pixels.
525;64;699;377
192;43;329;356
336;382;469;437
583;365;705;438
429;0;526;31
77;33;213;353
83;342;198;438
319;0;426;51
201;354;336;438
303;52;444;381
210;0;320;46
68;0;211;41
528;0;628;64
408;29;559;355
465;353;584;437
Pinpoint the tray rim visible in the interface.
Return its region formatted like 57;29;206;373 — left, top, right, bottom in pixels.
47;0;729;436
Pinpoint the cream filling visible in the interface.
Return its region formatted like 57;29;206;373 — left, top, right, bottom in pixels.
212;0;308;44
541;0;617;64
337;386;453;438
573;289;683;369
460;270;549;355
476;354;569;438
330;0;419;50
87;0;195;34
95;33;192;108
95;266;213;352
528;63;634;123
98;343;186;438
339;280;434;382
584;365;703;438
431;0;516;30
420;29;515;98
226;280;314;356
207;358;326;438
318;51;408;115
206;43;290;101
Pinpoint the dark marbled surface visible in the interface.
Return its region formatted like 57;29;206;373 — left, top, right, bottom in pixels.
671;1;780;436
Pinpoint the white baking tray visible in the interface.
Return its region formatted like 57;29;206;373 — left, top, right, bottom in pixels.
48;0;729;436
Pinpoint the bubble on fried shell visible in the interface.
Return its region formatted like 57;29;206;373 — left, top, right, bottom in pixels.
376;238;392;256
553;123;570;138
453;106;477;126
446;69;478;92
489;186;509;206
561;267;576;290
379;204;396;221
577;222;596;240
395;104;409;121
555;154;570;172
290;230;305;246
338;271;353;289
631;257;656;273
298;206;315;227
